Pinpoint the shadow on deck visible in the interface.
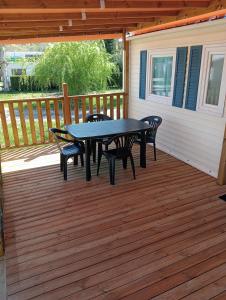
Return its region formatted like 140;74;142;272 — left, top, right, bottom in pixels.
2;145;226;300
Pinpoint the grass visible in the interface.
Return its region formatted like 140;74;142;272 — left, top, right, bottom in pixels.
0;88;122;101
0;91;60;101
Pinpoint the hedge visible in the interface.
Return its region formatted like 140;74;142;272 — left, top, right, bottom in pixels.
10;76;41;92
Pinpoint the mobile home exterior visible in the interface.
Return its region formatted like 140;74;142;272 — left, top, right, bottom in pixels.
128;19;226;178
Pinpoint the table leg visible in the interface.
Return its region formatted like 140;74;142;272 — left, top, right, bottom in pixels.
140;131;146;168
85;139;91;181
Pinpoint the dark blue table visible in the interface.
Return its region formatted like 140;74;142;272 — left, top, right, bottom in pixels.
66;118;150;181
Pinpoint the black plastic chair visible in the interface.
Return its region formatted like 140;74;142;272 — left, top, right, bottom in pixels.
97;134;136;185
86;113;112;162
135;116;162;161
49;128;84;180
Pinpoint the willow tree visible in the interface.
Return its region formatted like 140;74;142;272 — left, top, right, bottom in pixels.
34;41;116;95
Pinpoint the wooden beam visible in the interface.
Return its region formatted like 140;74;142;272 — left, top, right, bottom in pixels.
0;32;122;46
0;1;210;14
0;24;137;33
0;11;180;22
123;31;129;119
0;18;157;28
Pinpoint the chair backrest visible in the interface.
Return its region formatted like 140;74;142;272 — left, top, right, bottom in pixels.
112;134;136;155
140;116;162;141
86;113;112;122
49;128;73;153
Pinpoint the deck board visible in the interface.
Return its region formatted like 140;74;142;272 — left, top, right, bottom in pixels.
2;144;226;300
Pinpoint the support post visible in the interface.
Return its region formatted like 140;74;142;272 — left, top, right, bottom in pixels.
217;123;226;185
62;83;71;125
123;32;129;119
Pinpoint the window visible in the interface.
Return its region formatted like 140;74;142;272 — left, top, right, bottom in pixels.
11;69;26;76
151;56;173;97
198;45;226;116
147;49;176;104
205;54;224;106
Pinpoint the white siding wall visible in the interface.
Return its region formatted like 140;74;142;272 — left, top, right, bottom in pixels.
129;20;226;177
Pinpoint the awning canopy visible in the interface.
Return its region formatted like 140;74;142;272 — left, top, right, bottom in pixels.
0;0;225;44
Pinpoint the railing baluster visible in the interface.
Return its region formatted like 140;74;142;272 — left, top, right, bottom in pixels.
89;96;94;115
27;101;37;145
123;93;128;119
74;97;79;123
110;95;114;119
81;96;86;122
0;102;10;147
96;96;100;113
18;102;28;146
8;102;19;147
117;94;121;119
53;99;60;128
103;95;107;115
45;100;53;142
36;101;45;144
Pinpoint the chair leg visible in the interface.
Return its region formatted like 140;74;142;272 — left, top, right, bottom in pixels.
109;159;115;185
129;153;136;180
63;157;68;180
122;157;127;169
153;142;157;161
74;155;78;165
92;140;96;163
111;159;116;185
60;154;63;172
97;142;102;176
80;153;84;167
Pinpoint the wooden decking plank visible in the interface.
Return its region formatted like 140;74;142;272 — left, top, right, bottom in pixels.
151;263;226;300
88;245;226;300
5;199;226;263
5;199;224;267
7;209;226;286
37;244;226;300
211;290;226;300
4;183;222;241
2;146;226;300
181;275;226;300
7;224;226;298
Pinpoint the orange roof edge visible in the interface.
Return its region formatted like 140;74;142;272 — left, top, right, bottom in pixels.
131;9;226;37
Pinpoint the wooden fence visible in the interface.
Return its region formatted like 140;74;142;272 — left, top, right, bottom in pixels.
0;84;126;149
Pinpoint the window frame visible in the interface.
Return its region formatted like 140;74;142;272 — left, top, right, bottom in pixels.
146;48;176;105
197;44;226;116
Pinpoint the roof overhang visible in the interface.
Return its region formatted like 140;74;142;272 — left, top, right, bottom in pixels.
0;0;225;44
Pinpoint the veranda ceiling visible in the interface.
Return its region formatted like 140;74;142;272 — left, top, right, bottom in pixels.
0;0;225;43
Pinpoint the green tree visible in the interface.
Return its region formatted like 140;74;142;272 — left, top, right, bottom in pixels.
34;41;116;95
104;39;123;89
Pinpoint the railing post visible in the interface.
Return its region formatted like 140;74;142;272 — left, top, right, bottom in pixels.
123;31;129;119
62;83;71;125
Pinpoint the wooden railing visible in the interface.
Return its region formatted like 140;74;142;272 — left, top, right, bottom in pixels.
0;85;126;149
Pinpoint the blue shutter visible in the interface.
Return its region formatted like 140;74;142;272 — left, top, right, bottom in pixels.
185;45;203;111
172;47;188;108
139;50;147;99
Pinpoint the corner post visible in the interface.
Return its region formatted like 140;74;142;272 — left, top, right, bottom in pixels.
217;123;226;185
123;31;129;119
62;83;71;125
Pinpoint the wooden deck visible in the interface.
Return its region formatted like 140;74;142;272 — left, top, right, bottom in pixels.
2;144;226;300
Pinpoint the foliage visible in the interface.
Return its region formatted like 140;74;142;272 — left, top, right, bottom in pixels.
10;75;42;92
34;41;117;95
104;39;123;89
